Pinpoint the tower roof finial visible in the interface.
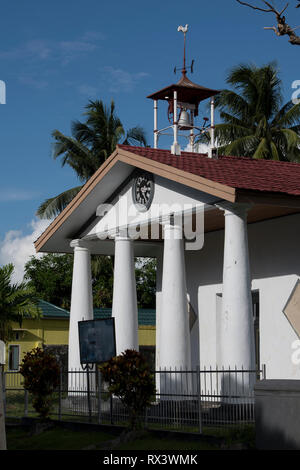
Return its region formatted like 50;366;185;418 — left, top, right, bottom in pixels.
177;24;189;76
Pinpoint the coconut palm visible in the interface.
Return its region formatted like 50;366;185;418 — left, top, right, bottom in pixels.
37;99;147;219
199;63;300;161
0;264;40;342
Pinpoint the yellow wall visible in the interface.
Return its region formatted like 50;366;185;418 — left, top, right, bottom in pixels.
5;317;155;372
42;319;69;345
5;317;67;372
138;326;156;346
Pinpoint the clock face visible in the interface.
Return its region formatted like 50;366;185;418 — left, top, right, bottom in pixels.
132;172;154;211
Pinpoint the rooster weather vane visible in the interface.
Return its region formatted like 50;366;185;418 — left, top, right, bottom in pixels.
174;24;194;75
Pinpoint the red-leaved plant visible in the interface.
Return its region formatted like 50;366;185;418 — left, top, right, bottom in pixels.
20;347;60;420
100;349;156;430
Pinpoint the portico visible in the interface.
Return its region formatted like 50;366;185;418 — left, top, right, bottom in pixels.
34;143;300;386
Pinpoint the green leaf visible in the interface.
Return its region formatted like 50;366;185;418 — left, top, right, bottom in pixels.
36;186;83;219
37;100;147;220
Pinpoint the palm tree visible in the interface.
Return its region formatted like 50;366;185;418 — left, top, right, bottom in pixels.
37;99;147;219
199;63;300;161
0;264;40;342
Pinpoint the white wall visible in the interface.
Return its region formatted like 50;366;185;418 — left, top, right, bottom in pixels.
185;212;300;380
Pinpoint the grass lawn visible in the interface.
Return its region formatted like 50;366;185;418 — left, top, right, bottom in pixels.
117;436;220;451
6;426;221;451
6;427;116;451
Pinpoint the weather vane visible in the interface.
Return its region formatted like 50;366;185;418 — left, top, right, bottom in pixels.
174;24;194;76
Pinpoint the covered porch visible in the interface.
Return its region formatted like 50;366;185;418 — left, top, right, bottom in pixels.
34;145;300;382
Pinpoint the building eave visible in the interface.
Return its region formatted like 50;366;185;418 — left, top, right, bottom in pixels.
34;146;236;253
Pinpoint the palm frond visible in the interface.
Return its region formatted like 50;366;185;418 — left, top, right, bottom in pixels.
215;62;300;161
123;126;147;147
271;100;295;126
273;102;300;129
253;138;272;160
0;264;41;341
36;186;82;219
37;99;147;220
215;89;250;120
223;134;259;157
52;130;98;180
214;122;254;146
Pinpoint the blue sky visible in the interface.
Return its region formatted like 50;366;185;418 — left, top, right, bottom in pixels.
0;0;299;279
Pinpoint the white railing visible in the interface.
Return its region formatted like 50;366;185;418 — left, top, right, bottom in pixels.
3;365;266;432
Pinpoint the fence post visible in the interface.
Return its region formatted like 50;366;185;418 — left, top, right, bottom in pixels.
2;370;6;417
196;366;202;434
58;368;62;421
0;367;6;450
24;389;28;417
262;363;266;380
97;368;101;425
110;394;113;425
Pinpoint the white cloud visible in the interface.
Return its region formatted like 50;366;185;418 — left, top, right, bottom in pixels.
25;40;52;60
77;84;99;97
102;66;149;92
59;40;97;65
0;39;51;60
18;74;49;90
185;142;209;153
81;31;106;42
0;31;104;66
0;189;39;202
0;219;51;283
59;40;96;54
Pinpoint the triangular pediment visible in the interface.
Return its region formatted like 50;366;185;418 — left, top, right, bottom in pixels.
35;146;234;254
35;145;300;255
81;169;218;241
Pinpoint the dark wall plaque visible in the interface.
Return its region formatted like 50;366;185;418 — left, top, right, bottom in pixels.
78;318;116;365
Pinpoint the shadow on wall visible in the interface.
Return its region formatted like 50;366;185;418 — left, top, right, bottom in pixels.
255;379;300;450
256;422;300;450
186;213;300;288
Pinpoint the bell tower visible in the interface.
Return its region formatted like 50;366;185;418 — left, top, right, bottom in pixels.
147;25;219;157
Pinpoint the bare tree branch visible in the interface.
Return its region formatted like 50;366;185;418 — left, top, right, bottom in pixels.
236;0;275;12
236;0;300;45
263;1;289;16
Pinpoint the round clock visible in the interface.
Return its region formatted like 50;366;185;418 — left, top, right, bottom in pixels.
132;172;154;211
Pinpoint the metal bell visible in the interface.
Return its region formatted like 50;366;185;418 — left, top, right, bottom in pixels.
178;109;191;129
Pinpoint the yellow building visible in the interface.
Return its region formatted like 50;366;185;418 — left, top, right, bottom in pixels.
5;300;156;371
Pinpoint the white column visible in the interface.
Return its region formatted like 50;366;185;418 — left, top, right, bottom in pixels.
68;239;93;372
155;251;163;372
171;91;181;155
154;99;158;149
159;224;191;371
208;96;215;158
218;203;255;398
112;234;139;355
189;110;195;153
155;251;163;394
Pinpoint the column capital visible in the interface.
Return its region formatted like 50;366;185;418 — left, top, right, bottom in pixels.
162;223;184;241
113;227;131;241
70;239;90;250
215;201;253;218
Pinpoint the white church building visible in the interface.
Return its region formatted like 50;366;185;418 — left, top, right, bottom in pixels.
34;29;300;384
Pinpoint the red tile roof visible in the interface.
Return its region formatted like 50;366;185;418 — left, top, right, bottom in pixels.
119;145;300;197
